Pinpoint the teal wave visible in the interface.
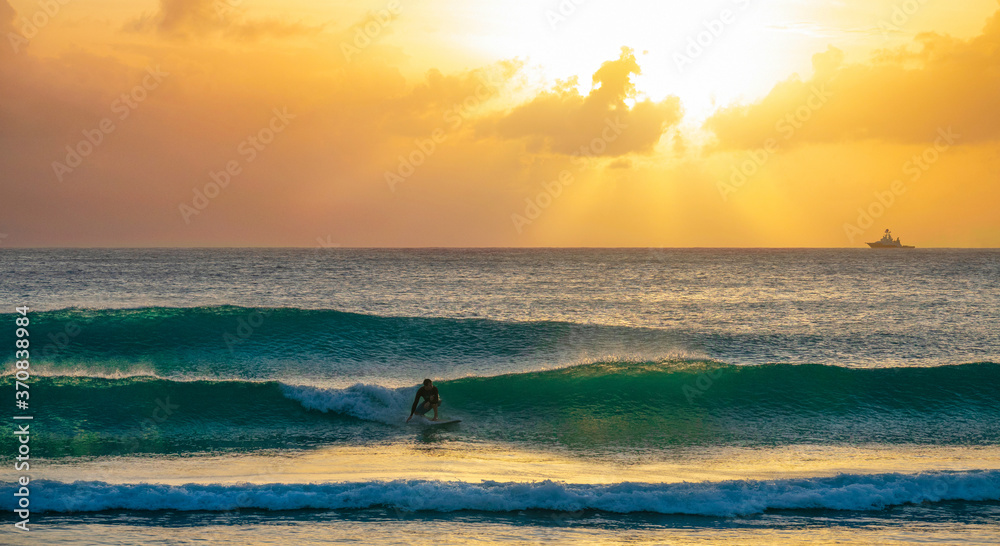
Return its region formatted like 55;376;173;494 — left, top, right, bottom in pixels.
3;306;668;379
4;361;998;457
7;306;992;382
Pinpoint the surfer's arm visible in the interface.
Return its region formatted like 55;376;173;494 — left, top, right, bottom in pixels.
409;392;421;415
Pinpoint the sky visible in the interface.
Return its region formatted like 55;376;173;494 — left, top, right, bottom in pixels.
0;0;998;247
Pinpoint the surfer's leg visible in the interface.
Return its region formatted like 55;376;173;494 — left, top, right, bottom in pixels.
431;403;439;420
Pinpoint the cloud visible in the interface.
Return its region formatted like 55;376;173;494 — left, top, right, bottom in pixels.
1;0;13;29
379;60;521;139
1;0;19;55
0;5;523;247
483;47;683;156
127;0;325;40
1;2;996;247
706;9;1000;148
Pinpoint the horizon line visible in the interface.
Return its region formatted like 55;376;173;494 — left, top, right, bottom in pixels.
2;246;998;250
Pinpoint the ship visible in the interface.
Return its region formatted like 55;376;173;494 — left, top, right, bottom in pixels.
867;229;914;248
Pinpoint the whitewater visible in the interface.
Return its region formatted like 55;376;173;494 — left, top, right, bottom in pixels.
1;248;998;545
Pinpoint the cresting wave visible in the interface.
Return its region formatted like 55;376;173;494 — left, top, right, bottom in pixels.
4;361;999;456
6;471;1000;516
10;362;1000;425
11;304;984;375
5;305;660;368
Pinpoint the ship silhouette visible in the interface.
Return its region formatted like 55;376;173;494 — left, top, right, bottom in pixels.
867;229;914;249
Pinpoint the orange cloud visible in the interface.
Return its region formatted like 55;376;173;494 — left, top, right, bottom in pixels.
1;0;13;28
127;0;325;40
0;2;527;246
380;60;522;139
0;1;996;247
706;9;1000;148
1;0;20;55
483;47;683;156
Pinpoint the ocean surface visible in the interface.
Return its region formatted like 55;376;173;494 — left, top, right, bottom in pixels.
1;248;999;545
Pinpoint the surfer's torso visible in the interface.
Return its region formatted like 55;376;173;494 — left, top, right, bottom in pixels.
417;385;439;404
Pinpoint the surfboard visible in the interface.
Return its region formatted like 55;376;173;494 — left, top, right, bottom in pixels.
409;416;461;426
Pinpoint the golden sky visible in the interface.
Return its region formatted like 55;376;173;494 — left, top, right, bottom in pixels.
1;0;998;247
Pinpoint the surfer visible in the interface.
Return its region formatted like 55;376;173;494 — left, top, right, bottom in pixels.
407;378;440;422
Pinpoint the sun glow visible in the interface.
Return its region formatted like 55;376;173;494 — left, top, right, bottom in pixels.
2;0;998;246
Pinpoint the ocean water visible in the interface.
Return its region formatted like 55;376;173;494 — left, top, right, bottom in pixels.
1;248;999;545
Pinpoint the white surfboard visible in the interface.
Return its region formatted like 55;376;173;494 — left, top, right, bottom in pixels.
409;416;461;426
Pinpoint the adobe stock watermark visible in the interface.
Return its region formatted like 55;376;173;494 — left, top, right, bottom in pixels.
341;0;401;62
121;396;181;453
843;127;959;243
878;0;931;40
315;235;341;248
480;407;514;443
213;0;242;21
223;308;271;353
385;67;504;192
39;321;82;360
511;116;628;234
6;0;72;54
682;367;724;404
51;66;169;182
545;0;590;30
179;107;295;224
717;83;832;200
673;0;752;72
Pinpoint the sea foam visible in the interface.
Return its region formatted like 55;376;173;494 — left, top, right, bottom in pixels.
8;471;999;516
